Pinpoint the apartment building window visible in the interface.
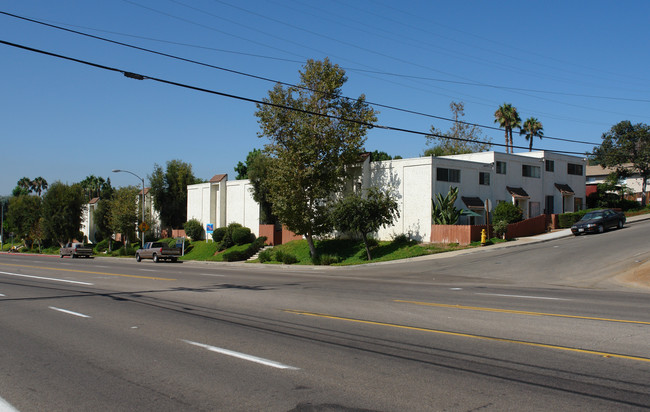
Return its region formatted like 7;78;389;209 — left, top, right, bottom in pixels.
496;161;506;174
568;163;584;176
522;164;541;178
479;172;490;185
545;160;554;172
437;167;460;183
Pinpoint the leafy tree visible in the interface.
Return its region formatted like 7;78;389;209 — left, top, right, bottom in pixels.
247;151;276;224
427;101;492;155
5;195;42;244
41;182;85;246
492;201;523;224
12;177;32;197
520;117;544;152
331;187;400;260
30;177;48;197
369;150;401;162
109;186;139;248
255;58;377;258
494;103;521;153
592;120;650;205
149;160;203;229
432;186;462;225
234;148;263;180
94;198;114;249
11;186;29;197
29;217;46;252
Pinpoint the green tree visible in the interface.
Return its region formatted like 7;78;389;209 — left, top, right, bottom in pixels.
184;218;204;241
492;201;523;224
432;186;462;225
41;182;85;246
369;150;401;162
5;195;42;244
149;160;202;229
110;186;139;248
94;198;114;249
494;103;521;153
255;58;377;258
247;151;276;224
331;188;400;260
592;121;650;205
234;148;263;180
30;177;48;197
12;177;32;197
427;101;492;155
520;117;544;152
79;175;111;201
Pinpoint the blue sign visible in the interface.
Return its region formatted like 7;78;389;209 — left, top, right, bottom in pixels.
206;223;214;234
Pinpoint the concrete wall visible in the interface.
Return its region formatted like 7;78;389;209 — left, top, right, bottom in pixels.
226;180;259;236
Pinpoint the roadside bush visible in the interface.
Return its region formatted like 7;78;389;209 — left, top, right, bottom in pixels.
232;227;254;245
492;202;523;224
258;249;273;263
493;220;509;239
184;219;204;241
391;233;410;245
275;250;298;264
558;210;589;228
212;227;227;242
318;254;340;266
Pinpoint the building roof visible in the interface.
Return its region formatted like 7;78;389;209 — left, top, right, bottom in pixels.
554;183;574;195
506;186;530;199
586;163;634;177
138;187;151;195
461;196;485;209
89;197;99;204
210;174;227;183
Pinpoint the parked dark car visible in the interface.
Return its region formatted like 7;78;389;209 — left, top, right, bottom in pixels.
571;209;625;235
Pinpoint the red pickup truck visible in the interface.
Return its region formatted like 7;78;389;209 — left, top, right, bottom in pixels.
135;242;181;263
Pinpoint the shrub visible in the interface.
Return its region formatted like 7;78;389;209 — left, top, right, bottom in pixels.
391;233;410;245
493;220;509;238
275;250;298;264
258;249;274;263
212;227;227;242
318;254;340;265
232;227;253;245
492;202;523;224
184;219;204;241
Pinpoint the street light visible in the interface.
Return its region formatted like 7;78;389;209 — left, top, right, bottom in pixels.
112;169;146;249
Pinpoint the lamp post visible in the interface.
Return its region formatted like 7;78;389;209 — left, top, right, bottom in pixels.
112;169;146;249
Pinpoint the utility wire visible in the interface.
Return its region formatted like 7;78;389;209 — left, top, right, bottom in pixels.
0;11;601;147
0;39;592;156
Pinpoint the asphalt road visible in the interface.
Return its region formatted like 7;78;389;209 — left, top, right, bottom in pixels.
1;220;649;411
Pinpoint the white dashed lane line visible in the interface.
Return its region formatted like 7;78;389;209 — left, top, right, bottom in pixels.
0;271;94;285
182;339;299;370
49;306;91;318
475;292;569;301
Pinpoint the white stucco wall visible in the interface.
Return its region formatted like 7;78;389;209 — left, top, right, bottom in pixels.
226;180;259;236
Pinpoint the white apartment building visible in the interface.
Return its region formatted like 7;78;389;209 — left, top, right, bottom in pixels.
186;151;586;243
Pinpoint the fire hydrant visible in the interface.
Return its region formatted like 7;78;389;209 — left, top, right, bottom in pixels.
480;229;487;246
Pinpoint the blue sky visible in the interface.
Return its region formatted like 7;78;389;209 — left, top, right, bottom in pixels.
2;1;650;195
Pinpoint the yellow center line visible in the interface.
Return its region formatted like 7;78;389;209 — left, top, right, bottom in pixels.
284;309;650;363
394;300;650;326
0;263;176;281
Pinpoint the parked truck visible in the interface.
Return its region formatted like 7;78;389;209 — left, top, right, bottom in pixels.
60;242;93;258
135;242;181;263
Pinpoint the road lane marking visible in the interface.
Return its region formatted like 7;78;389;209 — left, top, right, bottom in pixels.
0;396;19;412
182;339;300;370
394;300;650;325
0;271;94;285
0;263;176;281
475;293;569;300
284;310;650;364
49;306;91;318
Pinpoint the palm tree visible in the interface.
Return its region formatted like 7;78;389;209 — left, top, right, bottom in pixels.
494;103;520;153
30;177;48;197
17;176;32;192
520;117;544;151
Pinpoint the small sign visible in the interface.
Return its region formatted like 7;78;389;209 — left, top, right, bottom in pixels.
206;223;214;234
138;222;150;231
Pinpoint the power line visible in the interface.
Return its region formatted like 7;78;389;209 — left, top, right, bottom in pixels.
0;38;592;156
0;11;602;147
